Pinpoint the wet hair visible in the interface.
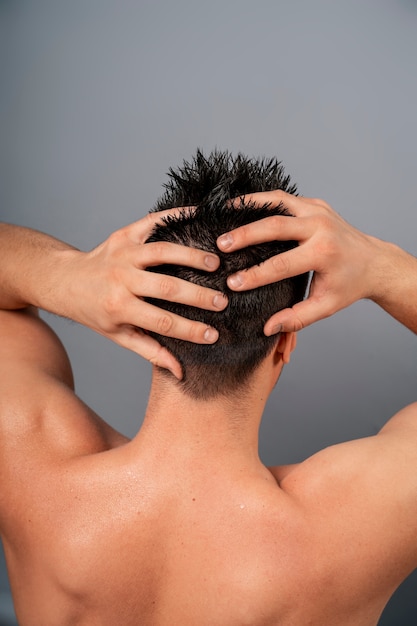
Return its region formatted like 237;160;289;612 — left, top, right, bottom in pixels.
145;150;309;399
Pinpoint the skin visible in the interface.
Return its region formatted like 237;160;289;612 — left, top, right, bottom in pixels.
1;198;417;625
217;191;417;335
0;210;228;379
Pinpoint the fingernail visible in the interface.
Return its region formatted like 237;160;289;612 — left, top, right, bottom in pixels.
205;254;218;270
213;294;228;309
228;273;243;289
204;327;218;343
218;234;233;250
266;324;282;337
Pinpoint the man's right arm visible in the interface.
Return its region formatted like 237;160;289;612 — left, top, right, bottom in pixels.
367;239;417;334
219;193;417;574
229;195;417;587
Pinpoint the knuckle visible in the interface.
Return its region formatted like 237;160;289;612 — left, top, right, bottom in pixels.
189;246;202;261
148;355;158;366
137;214;157;242
243;265;260;286
314;235;336;258
237;224;250;245
157;241;171;258
293;317;306;332
186;322;204;343
309;197;324;206
313;212;335;237
310;197;331;210
149;241;169;260
103;264;124;290
103;291;122;318
108;229;127;248
269;215;283;230
186;248;203;270
320;200;333;212
271;253;291;275
144;212;156;228
159;276;177;298
317;212;332;226
156;313;174;335
194;286;208;307
286;309;306;332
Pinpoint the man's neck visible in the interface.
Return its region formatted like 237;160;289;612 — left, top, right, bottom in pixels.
133;368;272;473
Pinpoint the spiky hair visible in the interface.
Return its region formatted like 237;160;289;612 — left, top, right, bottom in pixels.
153;149;297;212
145;150;308;399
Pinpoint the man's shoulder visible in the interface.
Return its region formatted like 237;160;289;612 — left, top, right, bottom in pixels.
269;415;417;582
0;307;74;391
0;310;128;531
0;307;127;458
273;402;417;500
0;376;127;475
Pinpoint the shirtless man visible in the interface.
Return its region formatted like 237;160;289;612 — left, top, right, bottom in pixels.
0;151;416;625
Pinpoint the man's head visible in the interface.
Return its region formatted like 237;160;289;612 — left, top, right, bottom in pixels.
146;150;309;400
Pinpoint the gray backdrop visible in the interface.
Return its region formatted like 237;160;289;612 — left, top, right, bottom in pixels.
0;1;416;624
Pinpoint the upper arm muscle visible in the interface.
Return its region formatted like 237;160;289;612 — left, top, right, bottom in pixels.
0;308;73;391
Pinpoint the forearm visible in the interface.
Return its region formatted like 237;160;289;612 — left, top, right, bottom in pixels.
0;217;225;376
0;223;81;314
217;192;417;335
369;237;417;334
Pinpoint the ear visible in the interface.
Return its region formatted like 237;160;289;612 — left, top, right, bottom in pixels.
276;332;297;365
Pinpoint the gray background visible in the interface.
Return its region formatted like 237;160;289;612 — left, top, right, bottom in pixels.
0;1;416;624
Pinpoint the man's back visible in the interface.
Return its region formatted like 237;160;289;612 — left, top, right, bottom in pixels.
1;186;417;625
3;427;410;626
2;309;415;626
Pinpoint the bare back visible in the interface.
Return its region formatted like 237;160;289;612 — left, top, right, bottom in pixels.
0;445;393;625
1;310;417;626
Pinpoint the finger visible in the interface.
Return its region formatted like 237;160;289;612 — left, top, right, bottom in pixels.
264;296;337;335
128;299;219;344
230;190;288;207
136;241;221;272
226;246;314;291
112;326;183;379
217;215;313;253
229;191;312;216
136;272;228;311
126;207;196;244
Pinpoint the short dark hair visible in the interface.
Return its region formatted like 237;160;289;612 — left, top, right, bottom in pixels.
146;150;309;399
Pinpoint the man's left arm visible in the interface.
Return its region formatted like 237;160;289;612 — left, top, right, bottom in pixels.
0;216;228;525
0;217;227;377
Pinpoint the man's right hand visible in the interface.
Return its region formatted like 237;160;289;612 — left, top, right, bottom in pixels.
216;192;417;335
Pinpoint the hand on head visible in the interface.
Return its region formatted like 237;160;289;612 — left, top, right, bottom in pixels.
119;193;375;374
75;208;228;379
217;191;379;334
99;193;379;375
